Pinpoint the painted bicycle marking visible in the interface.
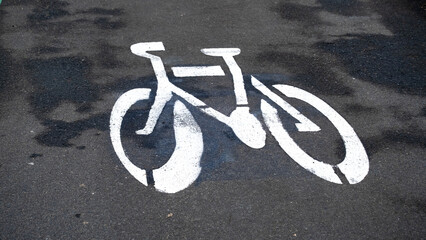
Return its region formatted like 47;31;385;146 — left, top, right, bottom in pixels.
110;42;369;193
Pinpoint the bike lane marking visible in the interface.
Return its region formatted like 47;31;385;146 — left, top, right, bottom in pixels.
110;42;370;193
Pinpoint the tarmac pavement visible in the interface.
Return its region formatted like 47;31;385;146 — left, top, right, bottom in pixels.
0;0;425;239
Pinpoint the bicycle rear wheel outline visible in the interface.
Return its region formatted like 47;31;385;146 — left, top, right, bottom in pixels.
110;88;204;193
261;84;369;184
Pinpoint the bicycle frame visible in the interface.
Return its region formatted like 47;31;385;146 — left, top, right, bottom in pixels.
130;42;320;149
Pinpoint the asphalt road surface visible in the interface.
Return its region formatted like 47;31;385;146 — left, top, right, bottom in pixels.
1;0;425;239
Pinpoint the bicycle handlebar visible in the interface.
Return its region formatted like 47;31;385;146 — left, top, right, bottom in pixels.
131;42;165;57
201;48;241;57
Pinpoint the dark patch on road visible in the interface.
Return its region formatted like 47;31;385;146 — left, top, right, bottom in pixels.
25;57;98;115
316;0;426;96
388;195;426;214
0;11;13;102
75;213;81;218
316;35;426;96
271;0;425;97
16;0;130;148
79;8;124;16
361;128;426;155
421;107;426;117
334;138;346;161
32;46;67;54
394;0;426;17
389;106;414;122
29;153;43;159
256;51;353;96
30;74;160;148
76;146;86;150
272;3;320;22
344;103;378;114
223;129;238;141
318;0;366;16
94;17;126;30
272;0;366;24
386;129;426;147
35;114;109;147
96;42;125;69
274;0;426;97
75;103;93;113
27;0;70;22
25;1;127;35
2;0;34;6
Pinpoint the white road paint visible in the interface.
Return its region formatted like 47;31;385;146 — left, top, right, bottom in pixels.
262;101;342;184
228;107;266;149
131;42;173;136
172;66;225;77
130;42;168;85
202;48;248;105
262;84;369;184
134;89;172;135
153;100;203;193
252;76;320;132
110;42;369;193
168;80;266;149
110;88;151;187
132;43;265;149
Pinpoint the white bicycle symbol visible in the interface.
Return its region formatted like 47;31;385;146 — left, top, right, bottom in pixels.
110;42;369;193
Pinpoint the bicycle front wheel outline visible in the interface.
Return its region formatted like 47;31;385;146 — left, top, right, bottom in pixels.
261;85;369;184
110;88;204;193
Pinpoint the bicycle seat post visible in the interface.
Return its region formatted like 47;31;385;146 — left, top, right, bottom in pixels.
130;42;170;86
130;42;173;135
201;48;248;106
